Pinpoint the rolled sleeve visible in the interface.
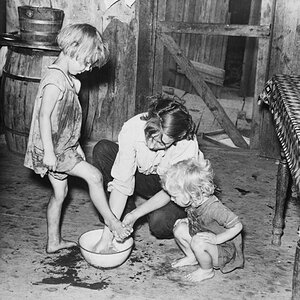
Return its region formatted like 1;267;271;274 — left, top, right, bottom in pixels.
109;122;138;196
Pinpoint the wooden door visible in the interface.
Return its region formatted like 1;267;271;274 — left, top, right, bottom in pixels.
136;0;275;149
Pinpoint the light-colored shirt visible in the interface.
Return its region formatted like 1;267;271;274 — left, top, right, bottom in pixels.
108;113;204;196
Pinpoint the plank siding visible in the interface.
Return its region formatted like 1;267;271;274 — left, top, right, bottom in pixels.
159;31;248;148
162;0;229;95
257;0;300;157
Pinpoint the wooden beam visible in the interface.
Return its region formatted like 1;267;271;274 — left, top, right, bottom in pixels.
177;61;225;86
159;21;271;38
158;31;248;149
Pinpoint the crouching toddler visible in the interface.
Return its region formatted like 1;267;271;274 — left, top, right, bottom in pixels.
161;158;244;282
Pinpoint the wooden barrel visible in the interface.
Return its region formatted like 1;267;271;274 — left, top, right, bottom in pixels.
1;46;58;155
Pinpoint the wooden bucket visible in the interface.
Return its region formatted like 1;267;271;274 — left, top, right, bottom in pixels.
1;47;58;155
18;1;64;45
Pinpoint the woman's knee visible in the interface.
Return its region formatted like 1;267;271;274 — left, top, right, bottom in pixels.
148;202;186;239
93;139;110;155
92;140;115;165
148;210;174;239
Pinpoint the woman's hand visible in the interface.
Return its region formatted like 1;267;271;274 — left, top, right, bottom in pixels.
122;211;138;229
110;219;133;242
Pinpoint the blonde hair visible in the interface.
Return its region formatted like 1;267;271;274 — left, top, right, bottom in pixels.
162;158;215;206
57;23;109;68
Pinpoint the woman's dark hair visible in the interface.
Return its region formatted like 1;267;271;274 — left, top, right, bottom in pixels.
141;94;195;142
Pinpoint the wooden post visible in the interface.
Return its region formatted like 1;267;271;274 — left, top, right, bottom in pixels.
292;240;300;300
250;0;276;150
240;0;261;97
152;0;166;95
135;0;156;113
158;31;248;149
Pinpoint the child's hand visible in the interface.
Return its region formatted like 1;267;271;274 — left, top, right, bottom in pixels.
43;151;57;171
76;145;86;161
196;232;218;245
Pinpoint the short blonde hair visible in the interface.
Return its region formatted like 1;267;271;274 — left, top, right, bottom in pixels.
162;158;215;206
57;23;109;68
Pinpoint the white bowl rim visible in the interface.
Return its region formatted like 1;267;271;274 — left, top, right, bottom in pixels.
78;228;133;255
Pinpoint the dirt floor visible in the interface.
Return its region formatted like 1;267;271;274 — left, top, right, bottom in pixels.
0;134;299;300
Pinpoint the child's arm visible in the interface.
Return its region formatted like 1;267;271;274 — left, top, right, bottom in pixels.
122;190;171;228
215;221;243;244
196;221;243;245
39;84;61;171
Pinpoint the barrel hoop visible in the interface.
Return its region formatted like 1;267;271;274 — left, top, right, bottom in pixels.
9;47;59;56
20;30;58;37
19;18;63;25
2;69;41;83
5;126;29;137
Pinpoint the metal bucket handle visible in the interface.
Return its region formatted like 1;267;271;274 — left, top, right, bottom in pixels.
28;0;53;8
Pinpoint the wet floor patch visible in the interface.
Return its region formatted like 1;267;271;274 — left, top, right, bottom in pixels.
32;246;110;290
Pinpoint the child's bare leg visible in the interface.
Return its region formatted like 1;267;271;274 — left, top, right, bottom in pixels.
186;234;218;282
69;162;128;253
172;219;197;268
46;176;76;253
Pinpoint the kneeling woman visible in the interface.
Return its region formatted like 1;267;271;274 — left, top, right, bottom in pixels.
92;94;205;251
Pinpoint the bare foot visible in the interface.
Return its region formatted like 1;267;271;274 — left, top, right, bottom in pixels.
171;256;198;268
92;229;114;253
46;239;77;254
185;268;215;282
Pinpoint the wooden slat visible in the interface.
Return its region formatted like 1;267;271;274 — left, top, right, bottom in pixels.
174;0;186;90
159;21;271;38
162;0;229;96
152;0;166;95
158;31;248;149
177;61;225;86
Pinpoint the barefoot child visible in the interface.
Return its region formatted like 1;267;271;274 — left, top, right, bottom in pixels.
161;158;244;282
24;23;131;253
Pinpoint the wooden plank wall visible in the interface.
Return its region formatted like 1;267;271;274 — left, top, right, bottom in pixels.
152;0;274;149
0;0;6;134
162;0;229;95
269;0;300;75
259;0;300;158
